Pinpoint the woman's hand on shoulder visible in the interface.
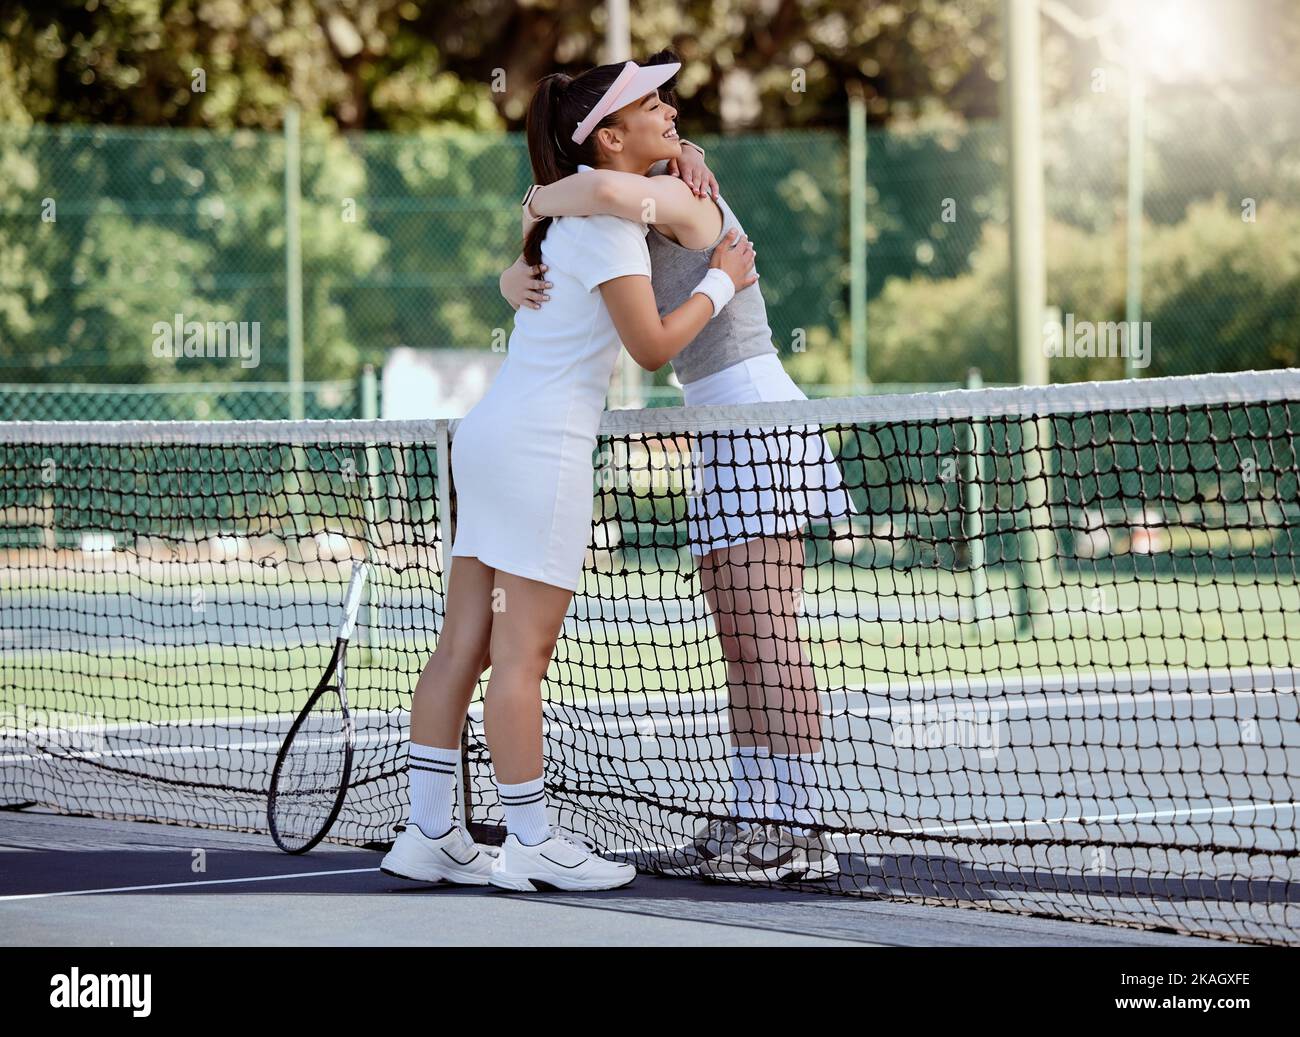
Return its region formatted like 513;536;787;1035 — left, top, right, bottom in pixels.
667;145;719;200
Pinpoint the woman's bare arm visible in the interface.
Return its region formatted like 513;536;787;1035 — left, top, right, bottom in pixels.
599;229;756;371
532;170;717;239
599;276;715;371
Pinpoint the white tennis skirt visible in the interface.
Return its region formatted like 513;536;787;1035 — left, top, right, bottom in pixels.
681;354;854;555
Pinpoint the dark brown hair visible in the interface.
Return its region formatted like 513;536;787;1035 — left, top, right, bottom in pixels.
523;63;631;266
641;48;681;111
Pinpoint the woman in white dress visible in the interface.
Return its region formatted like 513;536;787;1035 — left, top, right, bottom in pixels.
498;50;853;885
381;60;757;893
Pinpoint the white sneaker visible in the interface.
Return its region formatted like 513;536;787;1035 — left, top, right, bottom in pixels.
381;824;499;886
489;828;637;892
654;818;745;876
699;825;841;884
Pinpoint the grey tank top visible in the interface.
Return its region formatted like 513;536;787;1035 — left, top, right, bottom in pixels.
645;194;777;385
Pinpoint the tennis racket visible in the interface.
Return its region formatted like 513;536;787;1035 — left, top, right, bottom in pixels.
268;563;369;854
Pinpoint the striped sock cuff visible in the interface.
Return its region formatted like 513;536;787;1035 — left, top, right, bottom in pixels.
497;776;551;846
406;742;461;838
409;743;460;775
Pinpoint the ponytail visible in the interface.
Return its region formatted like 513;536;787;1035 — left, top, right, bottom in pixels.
521;64;628;266
523;74;571;266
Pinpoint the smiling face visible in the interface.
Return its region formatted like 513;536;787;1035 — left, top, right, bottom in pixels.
592;90;682;171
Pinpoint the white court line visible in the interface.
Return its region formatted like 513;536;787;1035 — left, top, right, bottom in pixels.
0;707;403;737
839;666;1300;697
8;668;1297;848
890;799;1300;838
0;867;379;902
10;666;1296;738
7;667;1297;765
839;687;1300;720
0;729;397;766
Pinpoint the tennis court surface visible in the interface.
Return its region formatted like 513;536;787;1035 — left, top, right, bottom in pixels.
0;810;1211;947
2;371;1298;945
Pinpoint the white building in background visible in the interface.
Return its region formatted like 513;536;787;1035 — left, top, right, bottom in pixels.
381;346;505;419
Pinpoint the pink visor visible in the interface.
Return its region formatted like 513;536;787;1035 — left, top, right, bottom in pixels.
571;60;682;145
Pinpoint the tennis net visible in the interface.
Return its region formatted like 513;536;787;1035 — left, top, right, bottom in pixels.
1;370;1298;943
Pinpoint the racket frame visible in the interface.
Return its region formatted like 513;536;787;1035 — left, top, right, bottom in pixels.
267;564;368;854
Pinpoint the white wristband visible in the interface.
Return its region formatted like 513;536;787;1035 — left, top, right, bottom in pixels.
691;268;735;318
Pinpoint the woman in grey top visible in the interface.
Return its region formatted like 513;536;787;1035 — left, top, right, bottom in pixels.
500;51;852;885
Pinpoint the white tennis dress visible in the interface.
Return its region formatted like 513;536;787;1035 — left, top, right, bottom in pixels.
450;215;652;591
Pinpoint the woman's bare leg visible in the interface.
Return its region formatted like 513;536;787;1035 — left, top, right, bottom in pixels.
392;555;499;845
410;556;498;748
482;572;573;785
699;533;822;823
480;574;637;890
700;533;819;747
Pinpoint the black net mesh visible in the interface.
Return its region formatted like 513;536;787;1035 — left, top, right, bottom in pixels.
2;371;1298;943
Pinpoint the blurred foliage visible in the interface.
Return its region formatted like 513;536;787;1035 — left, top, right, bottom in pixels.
1;2;1298;389
4;0;1299;136
0;0;503;131
0;124;844;381
4;78;1299;386
862;198;1300;384
0;0;1008;132
860;221;1012;382
0;125;387;380
853;84;1300;384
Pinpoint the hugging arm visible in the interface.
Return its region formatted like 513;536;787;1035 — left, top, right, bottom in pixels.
505;145;720;309
599;276;715;371
600;228;757;371
502;174;710;310
532;170;711;228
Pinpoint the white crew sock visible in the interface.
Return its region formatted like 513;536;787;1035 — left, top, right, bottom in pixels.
497;776;552;846
406;742;460;839
758;749;777;819
771;751;825;830
729;745;771;822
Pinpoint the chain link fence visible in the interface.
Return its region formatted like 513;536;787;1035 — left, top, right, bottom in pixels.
0;124;846;399
1;83;1295;418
